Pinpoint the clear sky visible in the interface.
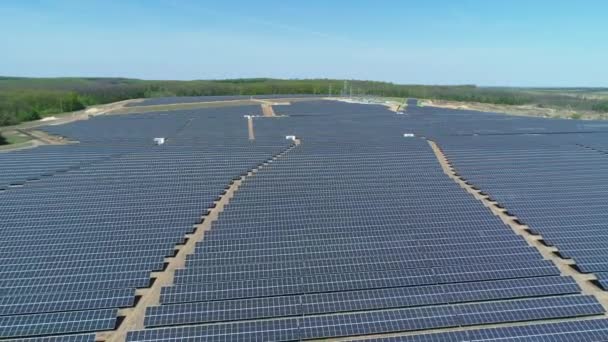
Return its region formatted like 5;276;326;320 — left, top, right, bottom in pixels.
1;0;607;86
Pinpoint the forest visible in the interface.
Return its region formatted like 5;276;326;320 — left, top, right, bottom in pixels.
1;76;608;127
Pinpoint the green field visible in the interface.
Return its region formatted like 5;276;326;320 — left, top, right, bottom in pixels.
1;76;608;128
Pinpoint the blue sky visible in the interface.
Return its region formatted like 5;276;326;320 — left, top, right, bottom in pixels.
1;0;607;86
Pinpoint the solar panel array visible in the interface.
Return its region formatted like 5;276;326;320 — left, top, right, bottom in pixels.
0;145;125;188
126;94;319;107
1;107;291;339
397;102;608;297
439;134;608;291
43;105;271;145
5;99;608;340
123;100;608;341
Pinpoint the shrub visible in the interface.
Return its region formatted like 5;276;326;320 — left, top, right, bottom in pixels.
570;113;583;119
592;101;608;113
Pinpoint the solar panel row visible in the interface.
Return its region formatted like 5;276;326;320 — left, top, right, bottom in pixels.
127;313;608;342
366;318;608;342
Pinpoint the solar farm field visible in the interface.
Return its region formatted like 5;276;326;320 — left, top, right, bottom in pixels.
125;94;319;107
2;98;608;341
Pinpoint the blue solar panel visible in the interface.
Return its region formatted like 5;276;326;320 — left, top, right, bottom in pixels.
0;309;117;338
365;318;608;342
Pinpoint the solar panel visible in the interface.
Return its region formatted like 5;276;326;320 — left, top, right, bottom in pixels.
10;334;97;342
126;318;300;342
0;288;134;316
455;295;603;326
365;318;608;341
145;296;300;327
0;309;117;338
300;306;456;339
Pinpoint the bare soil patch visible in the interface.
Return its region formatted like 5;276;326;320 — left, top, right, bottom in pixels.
422;99;607;120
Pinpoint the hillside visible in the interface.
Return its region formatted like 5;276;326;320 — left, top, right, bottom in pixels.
1;76;608;127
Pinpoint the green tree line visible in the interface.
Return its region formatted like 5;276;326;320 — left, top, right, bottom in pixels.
1;77;607;127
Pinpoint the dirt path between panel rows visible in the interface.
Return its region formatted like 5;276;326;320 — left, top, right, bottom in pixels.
99;141;300;342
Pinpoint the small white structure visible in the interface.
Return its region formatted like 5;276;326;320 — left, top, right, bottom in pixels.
285;135;297;141
403;133;416;138
153;137;166;145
